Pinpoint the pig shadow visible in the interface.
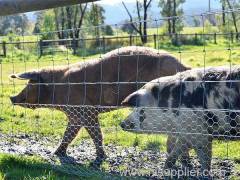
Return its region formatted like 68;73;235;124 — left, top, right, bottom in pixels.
57;154;79;165
53;154;104;170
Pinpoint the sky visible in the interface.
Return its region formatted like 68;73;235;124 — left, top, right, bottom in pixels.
97;0;136;6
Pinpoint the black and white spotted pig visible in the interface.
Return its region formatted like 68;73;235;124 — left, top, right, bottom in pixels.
121;66;240;172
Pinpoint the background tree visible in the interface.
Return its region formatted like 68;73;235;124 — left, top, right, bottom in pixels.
159;0;185;35
34;4;88;40
53;4;88;39
104;25;114;36
122;0;153;44
220;0;226;26
0;14;30;35
87;3;105;37
225;0;239;39
121;20;136;34
33;10;56;39
41;10;56;39
53;8;65;39
193;16;201;27
33;12;44;34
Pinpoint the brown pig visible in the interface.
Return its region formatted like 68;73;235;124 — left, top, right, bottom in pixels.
10;46;190;165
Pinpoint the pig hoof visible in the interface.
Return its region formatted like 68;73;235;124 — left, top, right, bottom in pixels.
54;149;67;157
164;161;174;170
164;165;177;171
90;155;107;168
181;159;193;169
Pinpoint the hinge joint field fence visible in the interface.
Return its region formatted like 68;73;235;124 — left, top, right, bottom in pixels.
0;3;240;180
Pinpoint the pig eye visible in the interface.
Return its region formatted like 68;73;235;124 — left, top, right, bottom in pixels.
139;108;145;122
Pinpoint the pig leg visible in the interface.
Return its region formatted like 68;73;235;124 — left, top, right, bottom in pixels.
195;138;212;174
85;119;106;166
164;137;189;169
179;144;192;169
55;119;82;156
167;135;192;168
166;135;176;154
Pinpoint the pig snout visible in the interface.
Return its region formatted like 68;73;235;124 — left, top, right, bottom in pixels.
10;95;25;104
10;96;17;104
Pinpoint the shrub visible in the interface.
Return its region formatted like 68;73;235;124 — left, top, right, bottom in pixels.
171;34;205;46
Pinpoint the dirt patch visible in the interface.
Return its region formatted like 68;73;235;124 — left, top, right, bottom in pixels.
0;134;239;179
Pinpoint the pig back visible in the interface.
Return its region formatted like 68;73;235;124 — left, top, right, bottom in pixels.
64;47;188;106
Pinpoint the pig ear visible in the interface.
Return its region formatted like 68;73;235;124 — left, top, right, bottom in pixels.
121;93;140;107
10;71;40;81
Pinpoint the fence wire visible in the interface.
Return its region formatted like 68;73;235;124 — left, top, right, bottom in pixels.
0;7;240;180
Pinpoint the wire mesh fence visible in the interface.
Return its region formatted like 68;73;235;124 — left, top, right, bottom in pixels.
0;7;240;179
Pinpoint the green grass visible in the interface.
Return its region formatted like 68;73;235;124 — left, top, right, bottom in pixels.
0;30;240;179
0;153;114;180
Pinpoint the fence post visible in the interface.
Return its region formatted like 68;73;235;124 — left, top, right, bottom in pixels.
214;33;217;44
153;34;157;49
72;38;77;55
39;40;43;57
2;41;6;57
194;33;198;45
102;36;106;53
174;33;179;46
129;35;132;46
231;31;234;43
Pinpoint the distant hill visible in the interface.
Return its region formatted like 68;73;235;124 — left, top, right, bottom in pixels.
27;0;221;25
98;0;221;25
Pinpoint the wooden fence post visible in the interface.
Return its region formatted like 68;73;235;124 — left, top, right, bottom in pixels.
129;35;132;46
39;40;43;57
2;41;6;57
153;34;157;49
175;33;179;46
214;33;217;44
72;38;77;55
194;33;198;45
231;32;234;43
102;36;106;53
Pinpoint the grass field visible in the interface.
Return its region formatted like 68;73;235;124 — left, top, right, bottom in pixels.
0;32;240;179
